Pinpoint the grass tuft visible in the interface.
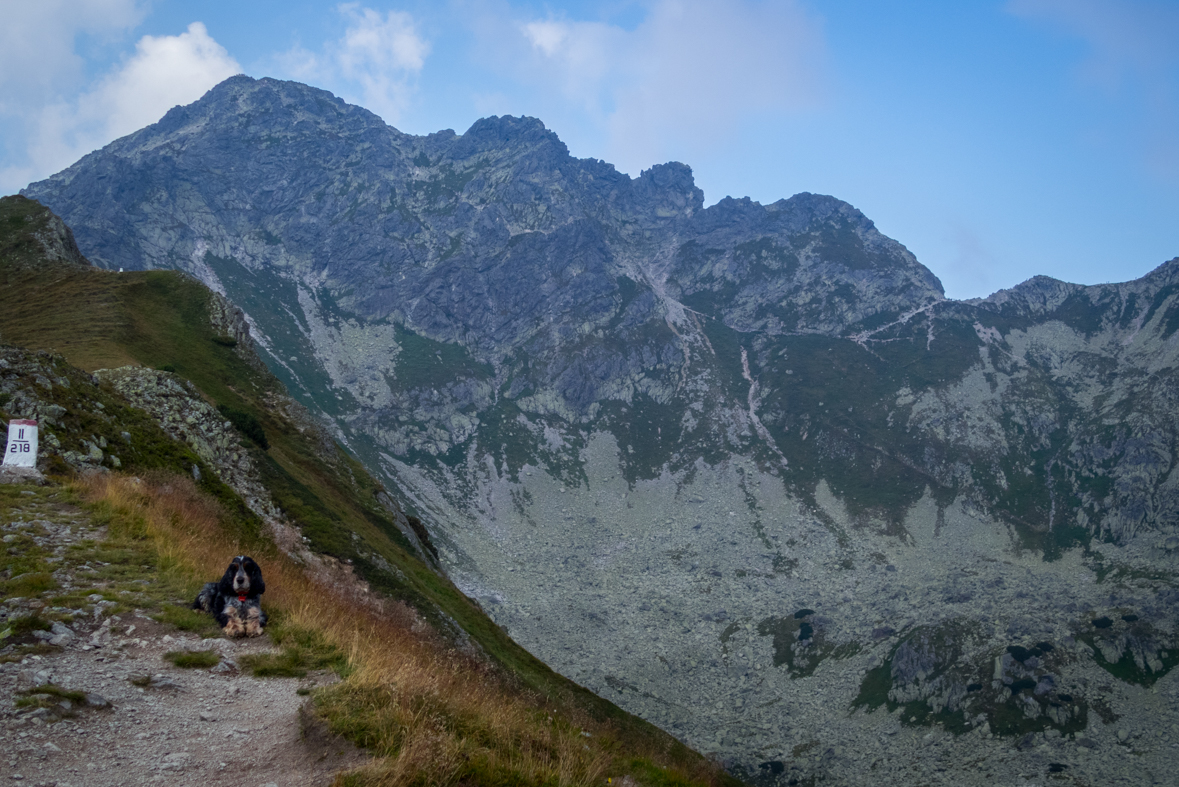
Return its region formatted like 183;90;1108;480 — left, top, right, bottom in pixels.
163;649;221;669
8;614;52;635
241;617;344;678
154;604;223;637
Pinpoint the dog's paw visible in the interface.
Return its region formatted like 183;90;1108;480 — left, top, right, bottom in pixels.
222;603;245;637
244;605;265;637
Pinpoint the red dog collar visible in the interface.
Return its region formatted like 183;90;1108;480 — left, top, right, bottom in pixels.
238;595;247;602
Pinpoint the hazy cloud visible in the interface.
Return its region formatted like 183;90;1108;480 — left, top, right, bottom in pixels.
0;0;145;105
941;223;1002;300
276;4;430;126
2;22;240;192
476;0;827;175
1008;0;1179;180
1007;0;1179;86
0;0;146;190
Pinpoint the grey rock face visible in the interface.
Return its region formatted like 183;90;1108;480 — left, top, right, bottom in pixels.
94;366;281;522
21;75;1179;784
0;194;90;273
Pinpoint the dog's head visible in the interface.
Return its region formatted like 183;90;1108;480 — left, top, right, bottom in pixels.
219;556;265;598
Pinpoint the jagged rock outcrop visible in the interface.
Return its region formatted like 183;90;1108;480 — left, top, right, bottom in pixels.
95;366;281;520
20;76;1179;784
0;194;90;274
0;347;139;474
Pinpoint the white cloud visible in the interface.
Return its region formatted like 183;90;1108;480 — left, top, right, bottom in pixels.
479;0;827;176
3;22;240;193
273;5;430;127
522;21;568;58
85;22;240;142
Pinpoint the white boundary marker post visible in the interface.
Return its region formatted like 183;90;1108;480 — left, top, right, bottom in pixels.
3;419;38;468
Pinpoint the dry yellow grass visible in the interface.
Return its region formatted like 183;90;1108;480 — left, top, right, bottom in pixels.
73;472;729;787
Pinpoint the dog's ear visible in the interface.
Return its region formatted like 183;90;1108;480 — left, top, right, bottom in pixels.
246;557;265;596
218;560;238;593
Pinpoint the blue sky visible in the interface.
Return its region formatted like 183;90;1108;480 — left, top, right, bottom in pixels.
2;0;1176;300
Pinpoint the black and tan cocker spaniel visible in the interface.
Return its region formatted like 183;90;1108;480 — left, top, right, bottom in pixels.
192;556;268;637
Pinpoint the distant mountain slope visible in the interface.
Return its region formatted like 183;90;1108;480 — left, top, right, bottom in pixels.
22;77;1179;785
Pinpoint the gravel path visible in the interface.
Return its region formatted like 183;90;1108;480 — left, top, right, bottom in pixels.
0;487;366;786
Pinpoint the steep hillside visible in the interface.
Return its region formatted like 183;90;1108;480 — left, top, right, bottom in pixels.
20;77;1179;784
0;195;732;786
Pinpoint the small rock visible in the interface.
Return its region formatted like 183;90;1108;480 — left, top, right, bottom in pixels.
199;712;216;722
1117;729;1130;743
149;676;182;691
89;624;111;648
84;693;110;709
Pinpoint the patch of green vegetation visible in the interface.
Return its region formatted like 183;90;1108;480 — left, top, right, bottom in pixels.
254;228;282;246
2;571;55;596
163;649;221;669
470;396;538;483
409;162;487;205
736;236;799;275
217;404;269;449
757;614;860;678
987;698;1088;738
680;281;740;320
8;613;52;635
241;617;345;678
758;333;939;528
854;624;1089;739
1141;282;1179;331
1049;293;1105;337
0;195;87;273
622;758;704;787
68;497;212;620
154;604;222;637
599;395;689;485
1081;634;1179;687
795;219;877;271
852;663;892;711
16;683;88;709
439;233;463;261
391;323;493;394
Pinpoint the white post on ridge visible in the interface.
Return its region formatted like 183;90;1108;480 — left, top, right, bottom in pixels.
3;419;38;468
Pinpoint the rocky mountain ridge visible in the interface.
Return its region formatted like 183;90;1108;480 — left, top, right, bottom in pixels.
21;75;1179;784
